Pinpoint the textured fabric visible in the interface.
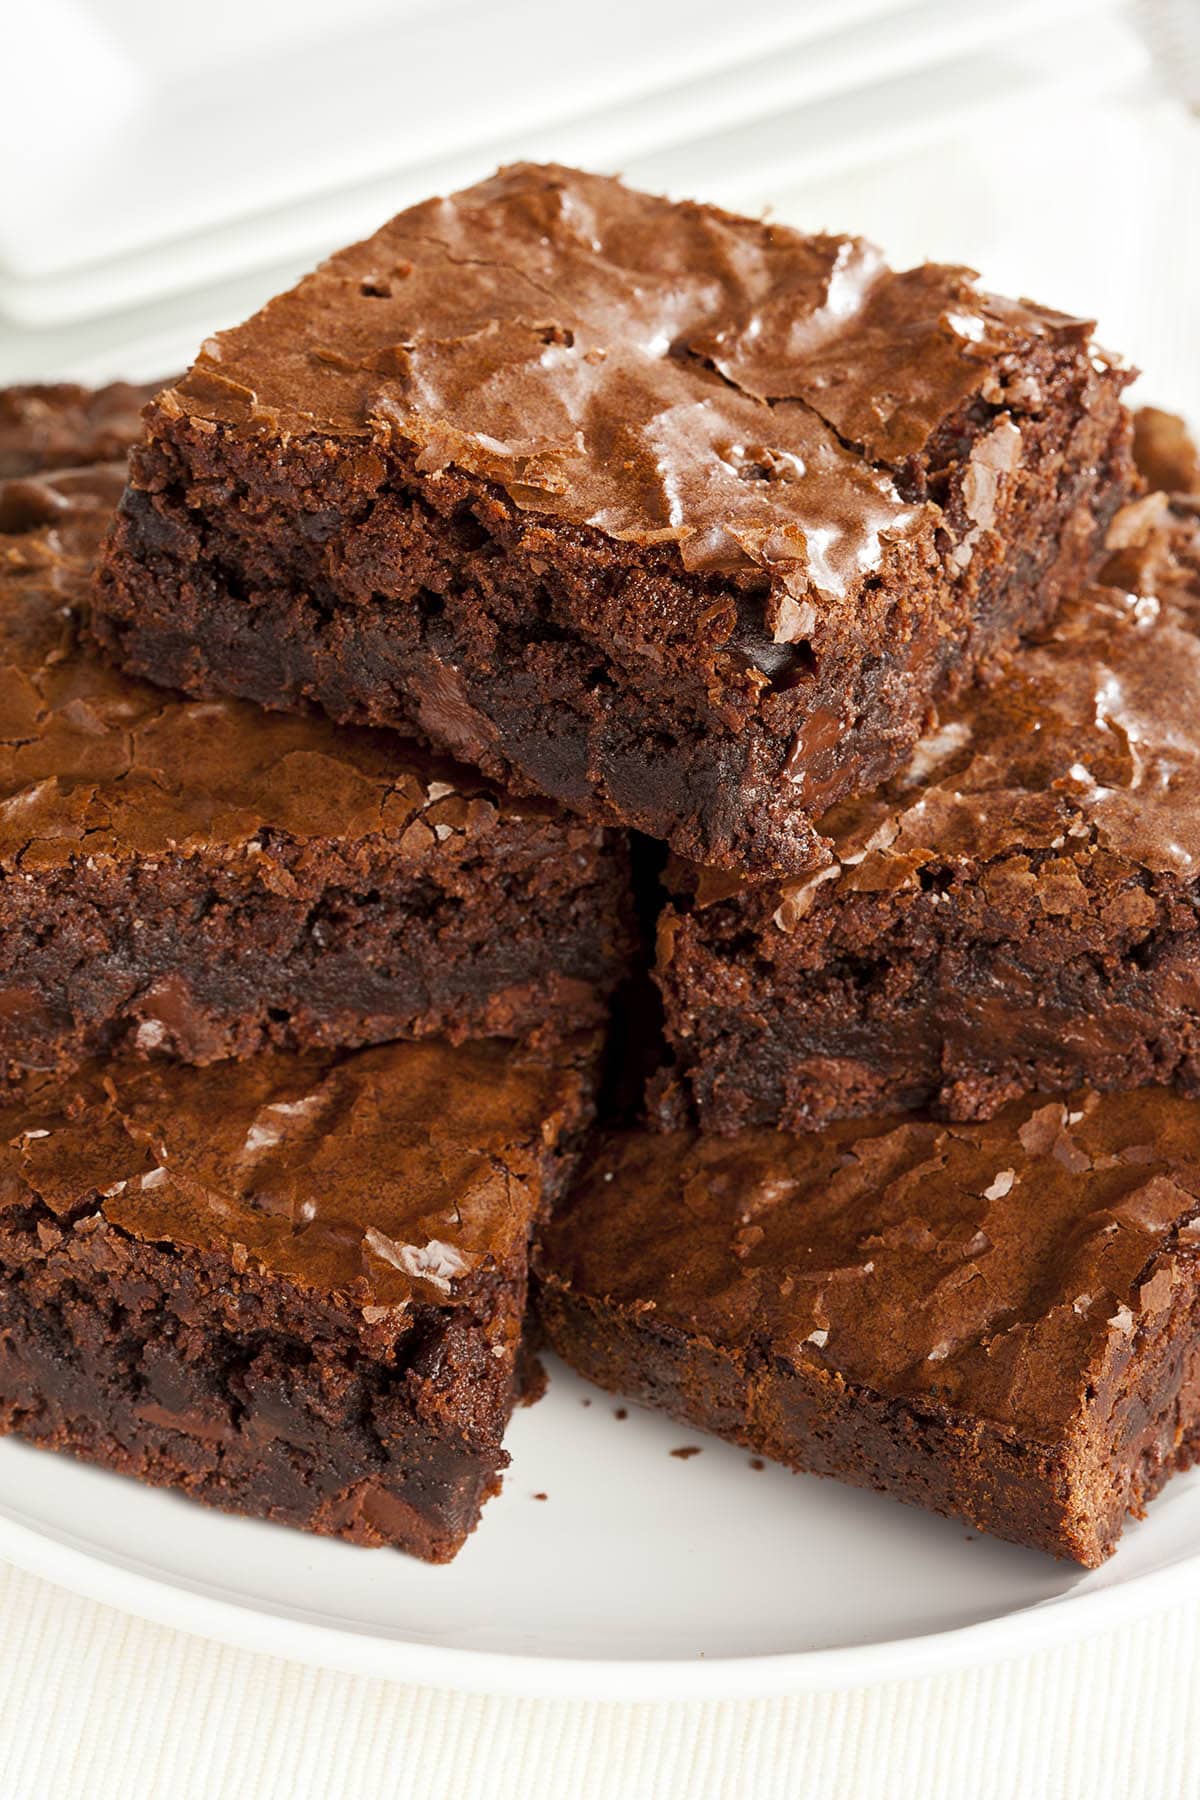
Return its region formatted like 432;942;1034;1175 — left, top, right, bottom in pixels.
0;1561;1198;1800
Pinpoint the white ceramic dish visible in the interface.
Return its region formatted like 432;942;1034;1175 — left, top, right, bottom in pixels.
3;1356;1199;1698
2;78;1197;1704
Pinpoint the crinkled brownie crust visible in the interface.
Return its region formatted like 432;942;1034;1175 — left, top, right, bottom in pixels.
94;164;1135;874
0;1035;593;1561
537;1096;1200;1565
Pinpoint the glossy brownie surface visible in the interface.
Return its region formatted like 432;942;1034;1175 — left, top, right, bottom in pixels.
537;1088;1200;1563
5;1035;584;1304
128;171;1102;576
95;163;1134;871
1;1033;593;1560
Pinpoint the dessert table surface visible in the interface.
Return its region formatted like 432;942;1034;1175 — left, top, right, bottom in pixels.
2;1558;1198;1800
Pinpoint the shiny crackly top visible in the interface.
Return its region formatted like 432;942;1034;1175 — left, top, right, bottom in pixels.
678;495;1200;922
165;161;1098;592
2;1036;589;1311
0;462;565;871
543;1090;1200;1437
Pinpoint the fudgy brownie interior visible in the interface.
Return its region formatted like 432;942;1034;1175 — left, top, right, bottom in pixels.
1;446;631;1078
1;1034;594;1561
94;163;1134;873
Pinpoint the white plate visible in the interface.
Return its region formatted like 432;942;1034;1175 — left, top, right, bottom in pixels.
2;1355;1200;1698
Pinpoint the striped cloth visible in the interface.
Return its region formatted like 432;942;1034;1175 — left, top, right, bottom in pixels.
1;1561;1198;1800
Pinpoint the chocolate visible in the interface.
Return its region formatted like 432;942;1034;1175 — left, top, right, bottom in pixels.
4;466;561;866
94;164;1135;872
536;1089;1200;1564
1;1032;594;1560
780;515;1200;882
655;444;1200;1131
0;401;631;1077
154;180;1102;583
1133;406;1200;497
164;210;926;589
6;1036;587;1309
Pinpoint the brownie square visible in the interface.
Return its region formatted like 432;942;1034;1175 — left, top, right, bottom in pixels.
536;1090;1200;1565
654;460;1200;1132
94;163;1134;875
0;1033;593;1561
0;434;631;1079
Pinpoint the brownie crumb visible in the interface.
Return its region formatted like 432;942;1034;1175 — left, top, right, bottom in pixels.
670;1445;702;1460
532;1492;548;1502
613;1407;628;1420
749;1458;766;1472
518;1353;549;1408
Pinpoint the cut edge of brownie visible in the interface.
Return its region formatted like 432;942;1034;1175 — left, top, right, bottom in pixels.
2;808;633;1080
0;1035;596;1561
91;165;1136;874
0;1190;518;1560
0;450;634;1080
534;1110;1200;1565
535;1271;1200;1567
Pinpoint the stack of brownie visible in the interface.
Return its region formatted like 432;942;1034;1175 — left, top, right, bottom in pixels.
5;162;1200;1570
0;381;632;1562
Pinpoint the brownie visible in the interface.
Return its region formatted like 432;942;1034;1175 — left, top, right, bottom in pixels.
0;379;163;478
654;466;1200;1132
1132;406;1200;498
536;1090;1200;1565
0;1032;593;1561
93;163;1134;875
0;445;631;1080
1120;408;1200;594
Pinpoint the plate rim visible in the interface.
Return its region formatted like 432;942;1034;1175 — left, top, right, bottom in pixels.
2;1502;1198;1700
